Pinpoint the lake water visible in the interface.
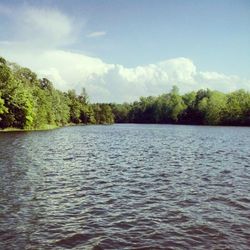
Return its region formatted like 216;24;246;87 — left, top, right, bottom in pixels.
0;124;250;249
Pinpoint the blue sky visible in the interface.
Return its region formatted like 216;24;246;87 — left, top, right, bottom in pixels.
0;0;249;102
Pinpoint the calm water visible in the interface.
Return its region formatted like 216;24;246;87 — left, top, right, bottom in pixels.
0;124;250;250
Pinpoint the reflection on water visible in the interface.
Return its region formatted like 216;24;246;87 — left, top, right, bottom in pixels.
0;124;250;249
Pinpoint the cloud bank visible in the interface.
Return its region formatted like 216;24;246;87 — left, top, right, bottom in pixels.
0;4;249;103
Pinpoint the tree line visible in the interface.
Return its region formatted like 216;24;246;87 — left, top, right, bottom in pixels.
0;57;114;129
111;86;250;126
1;56;250;129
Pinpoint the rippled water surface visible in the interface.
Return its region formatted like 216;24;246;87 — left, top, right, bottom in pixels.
0;124;250;249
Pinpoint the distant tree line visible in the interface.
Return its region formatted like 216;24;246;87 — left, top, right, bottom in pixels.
0;57;114;129
111;85;250;126
1;56;250;129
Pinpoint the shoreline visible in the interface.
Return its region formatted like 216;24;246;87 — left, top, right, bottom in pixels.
0;124;61;132
0;122;114;132
1;122;250;132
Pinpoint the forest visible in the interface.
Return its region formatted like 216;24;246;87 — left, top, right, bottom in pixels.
1;56;250;130
111;86;250;126
0;57;114;130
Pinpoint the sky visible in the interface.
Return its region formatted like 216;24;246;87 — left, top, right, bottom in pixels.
0;0;249;102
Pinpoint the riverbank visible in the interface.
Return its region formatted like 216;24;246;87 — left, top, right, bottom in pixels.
0;124;60;132
1;122;250;132
0;122;114;132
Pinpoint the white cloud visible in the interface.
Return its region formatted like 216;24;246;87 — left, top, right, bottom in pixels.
20;8;73;46
1;4;76;48
2;43;250;103
86;31;107;38
1;4;249;103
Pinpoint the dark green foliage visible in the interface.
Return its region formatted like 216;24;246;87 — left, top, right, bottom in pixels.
110;103;131;123
110;87;250;126
92;104;114;124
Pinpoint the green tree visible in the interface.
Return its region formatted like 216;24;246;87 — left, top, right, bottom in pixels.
164;86;186;123
203;91;227;125
223;90;250;125
67;90;81;123
0;93;7;115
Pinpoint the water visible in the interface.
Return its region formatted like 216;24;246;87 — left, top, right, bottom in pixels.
0;124;250;250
